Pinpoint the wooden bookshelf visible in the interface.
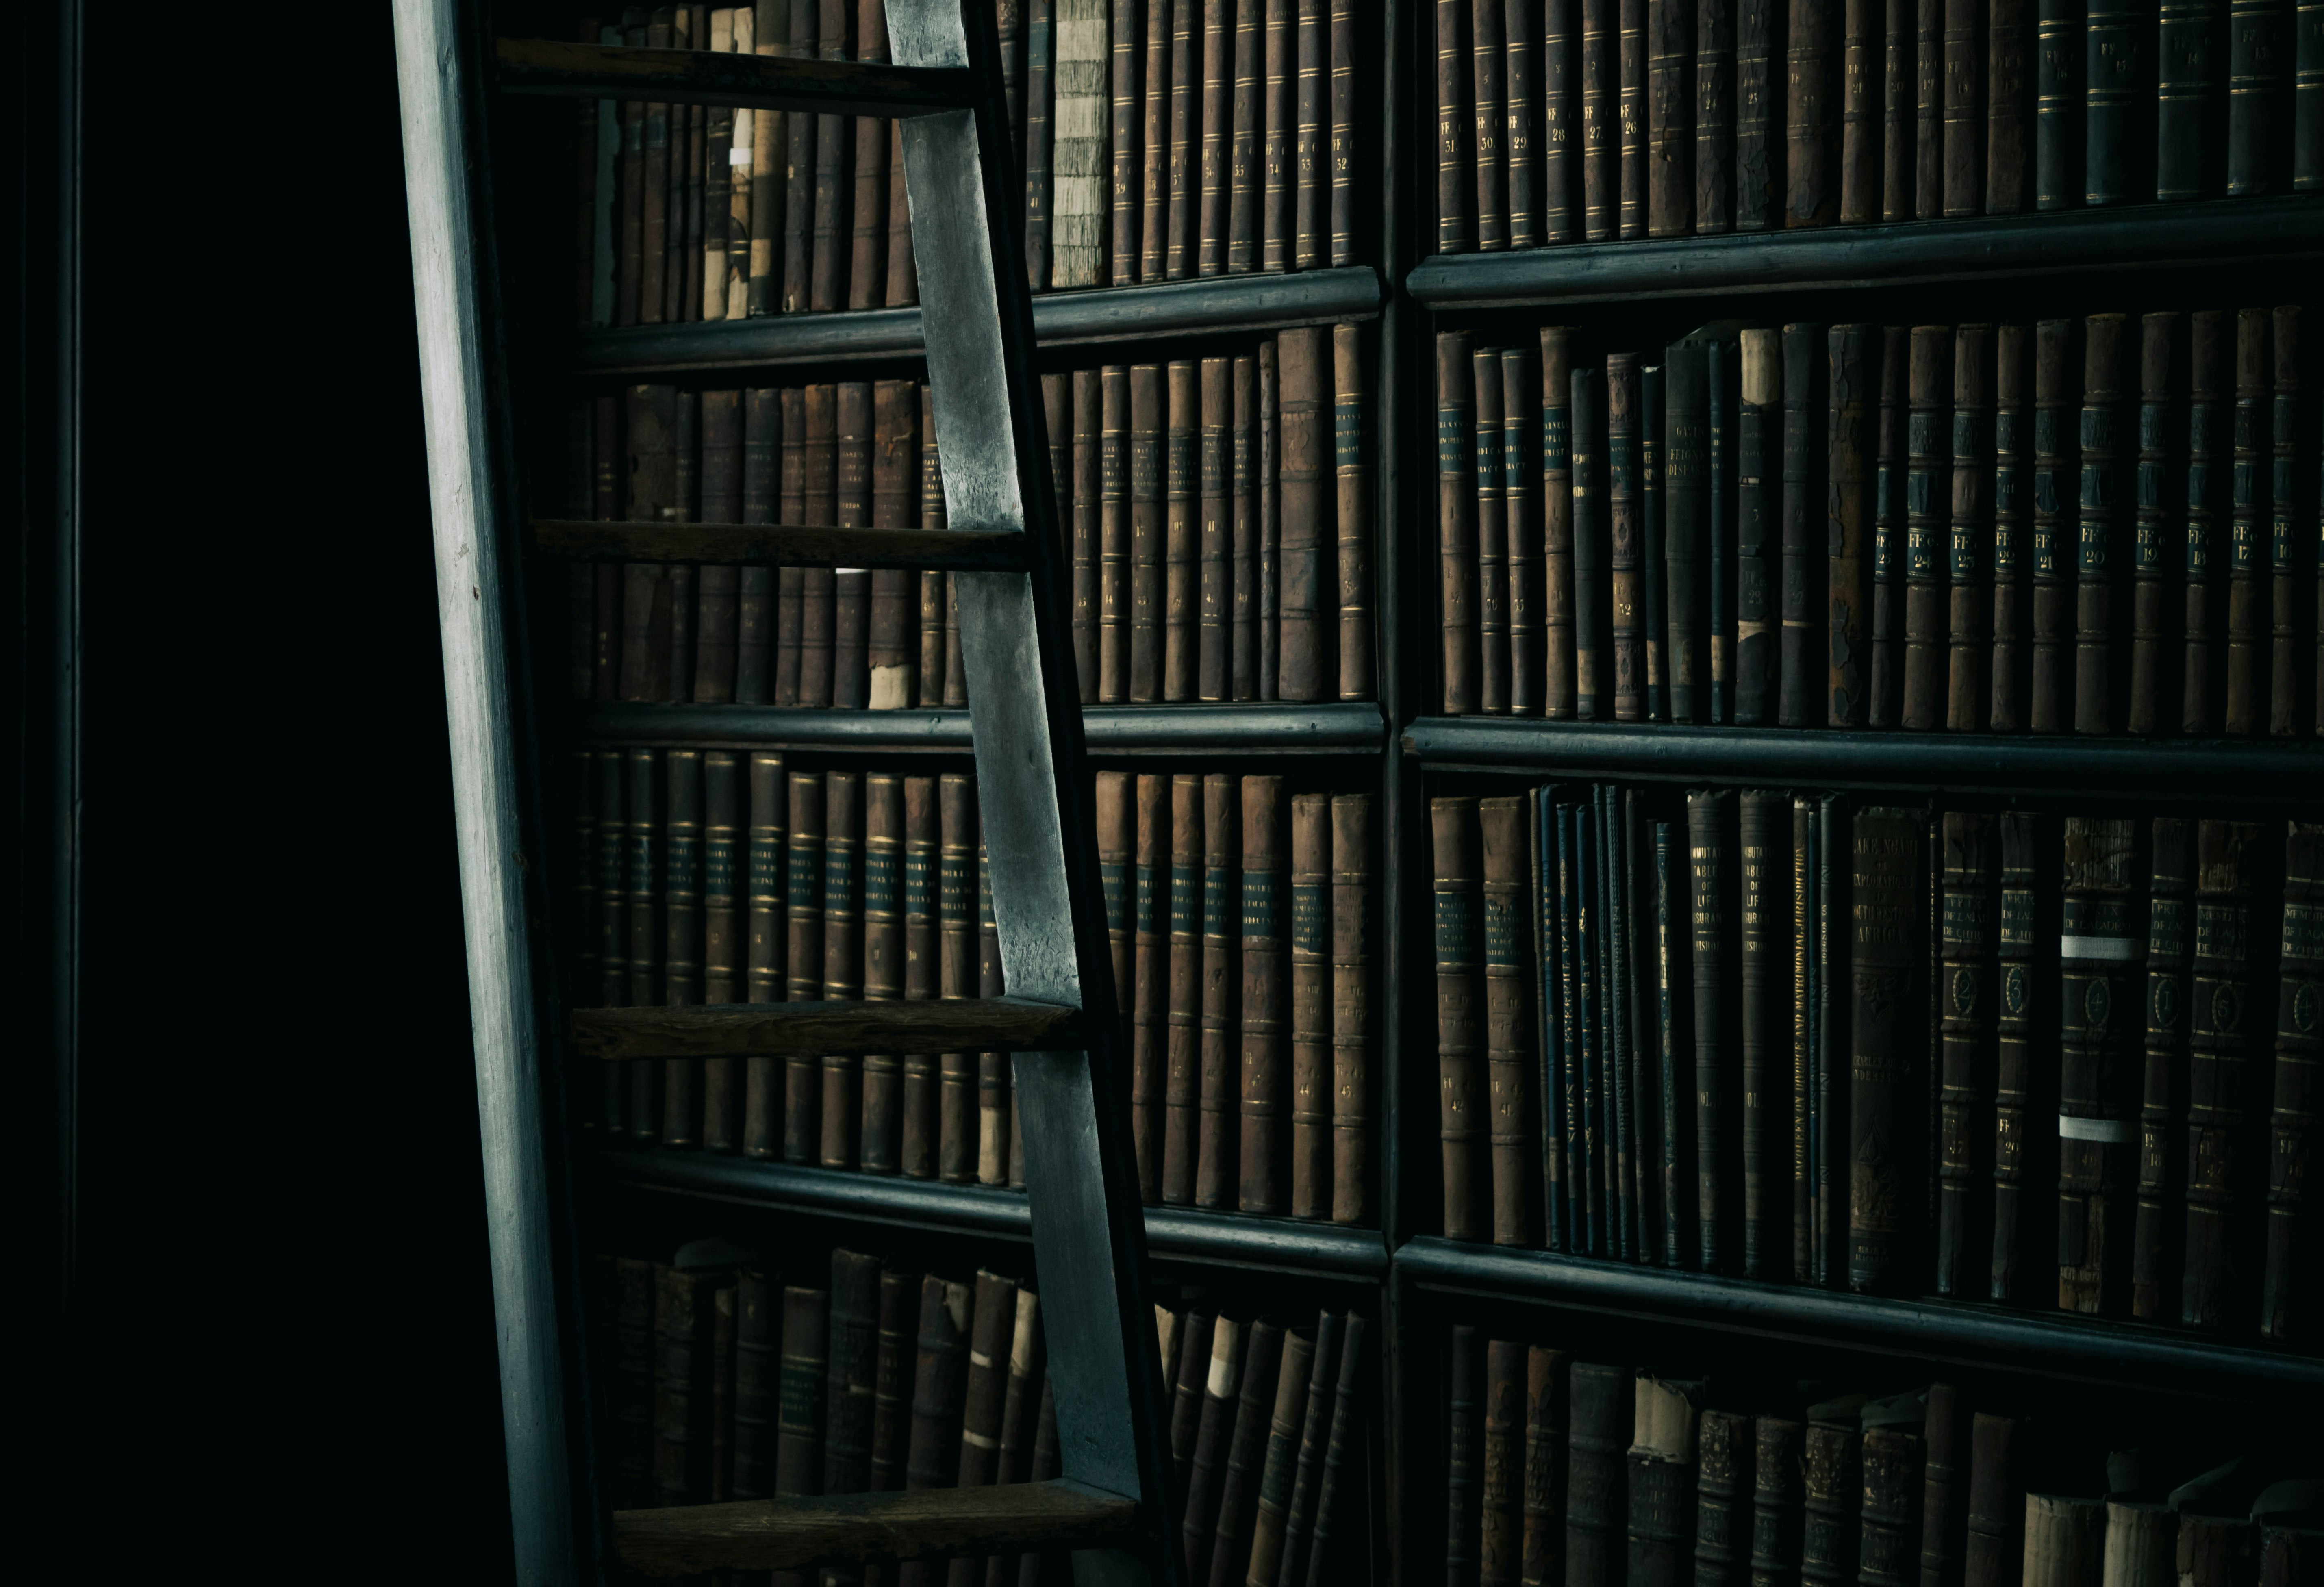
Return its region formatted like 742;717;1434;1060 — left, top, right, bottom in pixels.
575;700;1388;753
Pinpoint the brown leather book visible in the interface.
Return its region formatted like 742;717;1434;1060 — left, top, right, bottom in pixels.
1698;1408;1752;1587
1543;0;1581;238
1739;788;1790;1278
1239;776;1288;1214
2057;814;2141;1314
1071;371;1103;702
834;383;874;709
1112;0;1143;285
1273;1311;1343;1587
1877;0;1909;220
1868;326;1905;726
1583;0;1618;237
620;384;677;704
1478;1338;1527;1587
937;774;978;1185
1299;1313;1366;1586
2126;315;2178;736
664;751;706;1147
744;751;786;1157
924;388;954;708
1916;1384;1966;1587
899;1274;970;1535
938;1270;1018;1587
1168;1309;1215;1504
1289;792;1333;1222
1277;328;1330;700
1750;1415;1805;1587
2269;305;2303;736
1199;773;1242;1208
1165;773;1205;1203
1333;326;1373;702
1439;0;1475;252
2262;820;2324;1338
1786;0;1840;225
697;390;743;704
869;380;917;709
2074;314;2129;734
1829;324;1877;725
1648;0;1696;235
1987;325;2030;729
641;20;671;325
1800;1421;1860;1587
858;774;904;1173
1289;0;1324;264
1620;0;1650;234
1839;0;1877;221
1478;344;1514;714
2181;310;2226;733
1733;0;1779;227
1435;797;1486;1240
1095;766;1137;1106
702;751;742;1144
1911;0;1940;216
2021;1498;2104;1587
2029;319;2073;732
1448;1326;1486;1587
1240;1325;1316;1587
1779;324;1825;725
1858;1424;1921;1587
1441;330;1483;712
775;1280;832;1525
819;771;863;1170
1733;332;1777;722
1498;346;1545;715
1849;805;1925;1295
821;1250;881;1526
2129;816;2192;1321
848;1;889;313
1202;357;1234;699
1199;0;1230;274
1983;0;2029;211
1261;340;1283;695
1935;811;1997;1297
1132;363;1166;700
869;1268;917;1500
808;0;853;314
1543;328;1579;719
1939;0;1980;215
628;748;665;1136
977;841;1012;1188
1566;1364;1635;1587
1167;359;1202;700
1183;1316;1248;1582
1235;354;1262;698
1609;352;1646;720
775;389;807;705
1231;0;1262;269
1948;324;1994;730
1688;0;1733;232
1134;773;1171;1201
1958;1414;2020;1587
652;1263;717;1505
1483;797;1534;1245
1267;0;1297;267
901;774;939;1180
2178;818;2263;1327
800;384;839;707
1208;1322;1289;1587
1985;810;2037;1300
1140;0;1169;280
1471;0;1510;254
1517;1348;1569;1587
732;1268;780;1499
1101;366;1132;703
1630;1379;1701;1587
1329;793;1373;1225
1162;0;1198;279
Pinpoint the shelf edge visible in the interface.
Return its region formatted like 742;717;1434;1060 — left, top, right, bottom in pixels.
575;701;1389;751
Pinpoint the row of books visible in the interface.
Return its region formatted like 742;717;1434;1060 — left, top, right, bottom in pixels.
568;326;1373;711
576;751;1381;1223
1433;311;2321;736
1427;789;2323;1341
576;0;1362;330
1431;0;2324;254
1435;1344;2318;1587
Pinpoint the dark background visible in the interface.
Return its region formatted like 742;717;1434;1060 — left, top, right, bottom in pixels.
22;3;515;1577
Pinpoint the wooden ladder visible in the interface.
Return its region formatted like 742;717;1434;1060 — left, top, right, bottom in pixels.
391;2;1175;1580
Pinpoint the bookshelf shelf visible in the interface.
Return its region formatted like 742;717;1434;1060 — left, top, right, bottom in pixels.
1400;717;2324;797
576;265;1387;375
1394;1237;2324;1400
596;1147;1391;1280
575;700;1389;753
1406;194;2324;310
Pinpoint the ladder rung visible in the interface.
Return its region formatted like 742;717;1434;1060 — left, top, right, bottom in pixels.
611;1479;1137;1576
571;998;1086;1059
530;520;1030;570
495;38;979;117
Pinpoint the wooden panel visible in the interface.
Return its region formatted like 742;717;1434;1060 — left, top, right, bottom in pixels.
529;520;1027;571
494;37;973;117
610;1479;1136;1576
569;997;1083;1059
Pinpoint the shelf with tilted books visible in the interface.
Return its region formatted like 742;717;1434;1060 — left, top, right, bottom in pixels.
572;699;1388;751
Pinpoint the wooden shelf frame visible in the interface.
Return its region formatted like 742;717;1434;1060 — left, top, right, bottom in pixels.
571;700;1390;753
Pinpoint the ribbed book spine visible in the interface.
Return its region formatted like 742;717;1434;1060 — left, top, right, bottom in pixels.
2180;818;2263;1327
1331;793;1373;1224
1948;325;1994;730
2261;821;2324;1337
2131;817;2192;1322
1935;811;1996;1298
1290;792;1331;1219
2057;814;2142;1315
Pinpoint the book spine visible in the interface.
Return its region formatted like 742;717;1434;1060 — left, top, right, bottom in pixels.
2057;814;2142;1315
1940;0;1981;214
2179;817;2265;1327
1544;329;1579;719
1112;0;1141;284
2261;820;2324;1337
1830;324;1876;725
703;750;741;1139
1477;0;1511;252
1236;354;1262;697
849;3;890;315
1279;329;1330;699
1990;325;2028;729
1986;810;2037;1299
2229;0;2295;194
1200;0;1230;275
1696;0;1735;229
1135;772;1171;1201
1650;0;1697;235
1166;359;1199;700
1985;0;2031;210
652;1264;717;1506
2022;1497;2105;1587
1623;0;1651;233
977;840;1012;1188
1586;0;1619;236
1522;1347;1570;1587
1687;790;1735;1272
1437;796;1487;1240
2030;319;2073;733
1735;0;1781;227
1735;330;1778;724
1549;0;1583;238
1267;0;1295;267
899;775;938;1179
1779;323;1824;725
1166;772;1205;1203
1050;0;1108;288
1840;0;1877;222
1793;797;1815;1277
1244;1326;1318;1587
1276;1311;1343;1587
1751;1416;1805;1587
1739;790;1788;1278
1024;0;1054;285
1201;358;1234;699
1170;1311;1216;1502
1442;330;1483;712
2301;0;2324;189
1171;0;1197;276
1948;325;1994;730
1656;818;1692;1261
2183;311;2225;732
821;1249;882;1530
1574;366;1610;717
1484;797;1535;1246
1858;1426;1921;1587
1508;345;1546;716
1441;0;1475;250
775;1283;832;1521
1132;363;1166;701
1915;1385;1966;1587
665;751;706;1148
937;775;977;1183
1480;345;1514;714
1100;367;1131;701
1330;793;1373;1224
901;1275;970;1507
1447;1324;1486;1587
1959;1414;2020;1587
1183;1318;1249;1583
1787;0;1838;224
1334;326;1373;701
1566;1364;1635;1587
1915;0;1942;216
1208;1322;1287;1587
1669;343;1711;723
1800;1424;1860;1587
1294;0;1326;265
1197;774;1241;1208
858;775;904;1173
2270;305;2303;735
1610;354;1646;720
1481;1338;1528;1587
820;773;863;1169
1239;776;1287;1214
743;750;785;1156
2129;315;2179;735
629;749;664;1138
2074;314;2129;734
2129;816;2193;1320
1870;325;1905;726
1645;365;1669;720
1262;340;1282;697
1233;0;1262;269
2034;0;2082;208
1509;0;1542;247
1698;1409;1753;1587
1301;1313;1367;1587
581;753;618;1131
808;0;853;313
2084;0;2154;203
1935;812;1997;1297
1291;792;1331;1218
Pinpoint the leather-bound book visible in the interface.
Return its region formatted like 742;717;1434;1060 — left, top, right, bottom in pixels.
869;380;917;710
1631;1377;1703;1587
1328;0;1359;262
1166;359;1199;701
1948;325;1994;731
2129;817;2192;1320
1547;0;1582;238
1236;354;1262;697
901;775;939;1180
819;772;863;1170
741;7;778;317
2180;312;2226;732
1985;0;2030;210
2057;814;2141;1314
1199;0;1229;276
696;390;742;704
1096;768;1136;1092
587;754;623;1131
1738;790;1789;1277
2083;0;2153;203
1696;0;1736;230
1049;0;1107;289
629;743;665;1041
1567;1364;1637;1587
807;0;854;314
775;1283;832;1554
849;0;889;313
1143;0;1174;281
1793;797;1816;1276
1939;0;1981;215
1240;776;1288;1214
1837;0;1877;222
1436;797;1487;1240
1610;353;1646;721
1751;1416;1806;1587
1475;0;1511;250
1243;1326;1318;1587
1668;341;1711;723
1915;1385;1966;1587
776;387;807;705
592;396;621;701
1935;812;1996;1296
1208;1322;1289;1587
702;751;741;1142
1278;328;1329;700
1699;1409;1754;1587
1479;1338;1527;1587
1101;366;1132;703
1441;0;1476;252
1785;0;1839;224
1483;797;1535;1245
744;751;785;1158
1264;0;1294;269
1735;0;1780;226
642;21;671;326
1166;772;1205;1203
832;386;871;709
1573;364;1611;718
1230;0;1261;269
1170;1310;1215;1501
618;72;646;328
2228;0;2294;194
2263;819;2324;1338
1988;326;2028;730
1521;1348;1570;1587
1198;773;1242;1208
2029;319;2073;733
1071;370;1102;700
1686;790;1737;1272
2033;0;2081;208
2101;1504;2176;1587
1261;341;1282;697
1544;328;1579;719
1334;326;1373;702
981;1291;1043;1587
1331;792;1373;1224
2073;315;2129;734
1779;323;1825;726
1132;363;1166;701
1276;1311;1344;1587
1800;1422;1861;1587
1135;773;1171;1201
653;1264;717;1505
821;1250;882;1535
858;774;903;1174
1449;1326;1485;1587
2022;1498;2105;1587
1506;0;1542;248
1622;0;1650;234
1913;0;1941;217
1479;345;1514;714
799;384;838;707
895;1277;971;1587
1735;328;1779;724
2176;1515;2259;1587
977;842;1012;1188
1301;1313;1367;1587
1010;1378;1064;1587
734;1268;779;1500
1584;0;1618;237
2269;306;2302;736
937;774;978;1185
2128;315;2179;735
2156;0;2226;199
1025;0;1054;286
1958;1415;2019;1587
1649;0;1697;235
940;1270;1018;1587
1441;330;1483;712
1183;1317;1249;1583
1869;326;1905;727
664;751;706;1146
1986;810;2038;1300
2179;818;2263;1327
1829;324;1877;726
1857;1425;1920;1587
1200;358;1234;699
620;384;677;704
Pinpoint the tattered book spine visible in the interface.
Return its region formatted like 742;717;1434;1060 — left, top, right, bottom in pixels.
2057;815;2142;1315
